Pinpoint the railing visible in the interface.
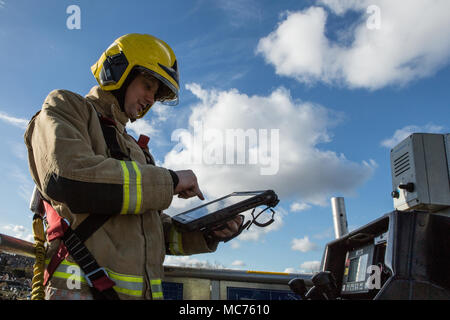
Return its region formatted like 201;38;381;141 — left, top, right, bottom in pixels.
0;233;311;299
0;233;35;258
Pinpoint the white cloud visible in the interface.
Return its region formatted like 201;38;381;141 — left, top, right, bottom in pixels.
290;202;311;212
284;260;321;274
256;1;450;90
0;1;5;9
381;124;445;148
0;111;28;129
299;261;321;273
231;260;246;267
10;142;27;160
164;84;375;214
230;241;241;249
127;118;158;138
9;166;35;203
126;104;174;146
1;224;33;242
150;103;172;122
291;236;319;253
318;0;364;15
216;0;262;27
312;227;334;240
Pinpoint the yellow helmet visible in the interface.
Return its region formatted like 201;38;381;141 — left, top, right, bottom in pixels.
91;33;179;118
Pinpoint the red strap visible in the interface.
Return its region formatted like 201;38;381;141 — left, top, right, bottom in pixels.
42;201;115;292
91;276;117;292
99;115;117;127
42;200;69;285
43;201;69;241
43;241;68;286
137;134;150;149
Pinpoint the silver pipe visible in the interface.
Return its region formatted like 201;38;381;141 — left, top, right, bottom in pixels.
164;265;313;286
331;197;348;239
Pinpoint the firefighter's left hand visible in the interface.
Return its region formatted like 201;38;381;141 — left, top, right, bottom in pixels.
211;215;244;240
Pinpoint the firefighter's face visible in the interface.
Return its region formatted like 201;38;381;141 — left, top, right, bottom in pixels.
124;74;160;119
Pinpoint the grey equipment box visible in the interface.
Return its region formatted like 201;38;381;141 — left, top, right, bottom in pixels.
390;133;450;212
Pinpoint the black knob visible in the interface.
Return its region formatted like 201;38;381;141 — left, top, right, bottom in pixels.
288;278;307;299
311;271;339;300
398;183;414;192
391;190;400;199
305;286;326;300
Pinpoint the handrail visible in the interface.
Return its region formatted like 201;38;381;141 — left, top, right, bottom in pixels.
0;233;35;258
0;233;312;286
164;265;313;285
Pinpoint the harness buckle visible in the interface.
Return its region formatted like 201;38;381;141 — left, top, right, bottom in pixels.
85;267;110;288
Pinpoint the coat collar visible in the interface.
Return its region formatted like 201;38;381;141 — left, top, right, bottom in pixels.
85;86;129;133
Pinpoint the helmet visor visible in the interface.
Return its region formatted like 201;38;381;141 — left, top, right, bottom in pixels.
138;67;179;106
134;66;179;119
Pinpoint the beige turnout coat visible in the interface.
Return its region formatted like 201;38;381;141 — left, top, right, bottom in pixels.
24;86;217;300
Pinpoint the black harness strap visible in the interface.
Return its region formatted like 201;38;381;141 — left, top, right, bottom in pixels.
63;217;119;300
97;114;130;160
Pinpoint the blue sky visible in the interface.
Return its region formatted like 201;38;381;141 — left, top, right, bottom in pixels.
0;0;449;274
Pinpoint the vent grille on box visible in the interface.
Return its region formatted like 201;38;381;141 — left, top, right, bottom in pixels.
394;152;410;177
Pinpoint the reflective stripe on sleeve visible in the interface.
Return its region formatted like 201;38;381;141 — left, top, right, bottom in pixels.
46;259;144;298
150;279;164;300
169;227;185;255
119;160;142;215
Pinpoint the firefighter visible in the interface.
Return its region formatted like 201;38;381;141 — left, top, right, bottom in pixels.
24;33;243;300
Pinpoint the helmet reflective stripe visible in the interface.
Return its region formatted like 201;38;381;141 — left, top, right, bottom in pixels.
45;259;144;297
91;33;180;118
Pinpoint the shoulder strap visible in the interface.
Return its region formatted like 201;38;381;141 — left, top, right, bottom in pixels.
98;114;130;160
87;100;154;165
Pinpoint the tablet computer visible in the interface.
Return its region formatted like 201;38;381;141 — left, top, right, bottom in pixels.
171;190;279;232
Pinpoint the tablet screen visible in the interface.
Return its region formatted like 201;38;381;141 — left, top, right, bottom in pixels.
178;193;257;222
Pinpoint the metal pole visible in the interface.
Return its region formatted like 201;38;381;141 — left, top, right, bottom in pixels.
331;197;348;239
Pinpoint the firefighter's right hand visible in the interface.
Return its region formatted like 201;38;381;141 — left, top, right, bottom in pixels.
173;170;205;200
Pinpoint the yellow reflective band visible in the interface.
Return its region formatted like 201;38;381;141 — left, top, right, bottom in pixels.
169;227;184;255
107;269;143;283
150;279;164;300
177;230;184;255
59;259;78;266
119;160;142;215
120;160;130;215
47;259;144;298
113;286;143;297
131;161;142;214
152;291;164;299
52;271;86;283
